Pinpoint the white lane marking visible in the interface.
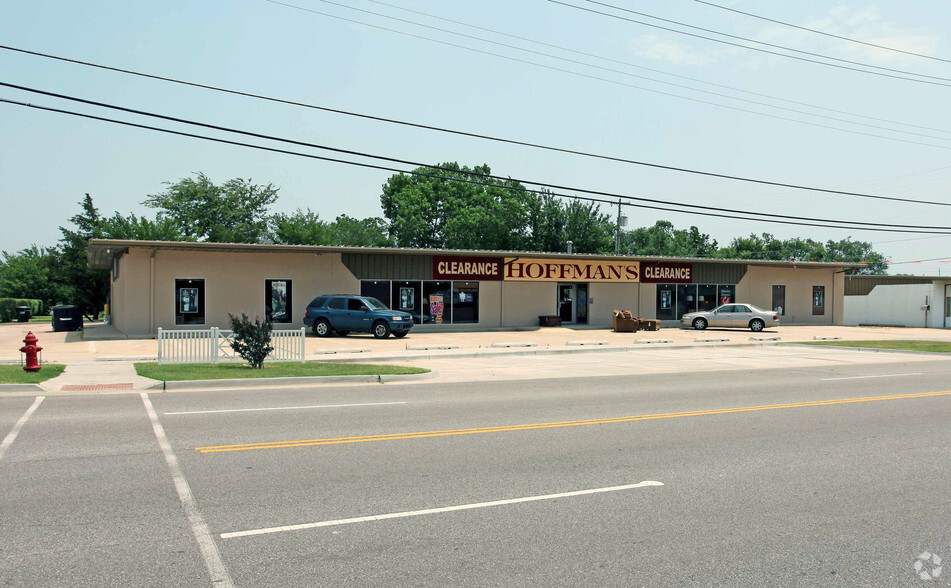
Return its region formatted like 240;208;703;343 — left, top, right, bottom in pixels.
222;480;664;539
0;396;44;461
141;393;234;588
165;401;407;416
821;372;923;381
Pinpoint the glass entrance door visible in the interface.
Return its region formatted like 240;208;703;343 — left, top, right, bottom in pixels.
558;284;574;323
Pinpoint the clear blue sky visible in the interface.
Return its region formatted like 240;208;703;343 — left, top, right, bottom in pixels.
2;0;950;275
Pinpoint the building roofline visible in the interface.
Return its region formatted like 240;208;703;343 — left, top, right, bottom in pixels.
87;238;868;270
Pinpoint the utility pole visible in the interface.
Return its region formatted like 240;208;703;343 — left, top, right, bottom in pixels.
614;199;626;255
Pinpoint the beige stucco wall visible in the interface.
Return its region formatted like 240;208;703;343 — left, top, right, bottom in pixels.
500;281;558;327
113;249;359;337
588;283;641;326
736;265;842;324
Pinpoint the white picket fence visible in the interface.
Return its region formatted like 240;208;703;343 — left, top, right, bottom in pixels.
157;327;306;365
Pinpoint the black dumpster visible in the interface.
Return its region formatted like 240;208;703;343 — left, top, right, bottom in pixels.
52;305;83;332
16;306;31;322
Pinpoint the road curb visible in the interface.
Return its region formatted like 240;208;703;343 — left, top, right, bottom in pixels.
0;383;45;393
157;369;438;390
779;343;951;356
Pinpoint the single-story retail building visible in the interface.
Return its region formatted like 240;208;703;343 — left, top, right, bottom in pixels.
844;274;951;328
88;239;861;338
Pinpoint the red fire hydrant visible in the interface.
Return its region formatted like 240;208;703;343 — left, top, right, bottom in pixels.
20;331;42;372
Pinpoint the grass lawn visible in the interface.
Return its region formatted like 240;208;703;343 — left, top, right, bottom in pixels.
29;315;53;323
135;361;429;381
802;340;951;353
0;364;66;384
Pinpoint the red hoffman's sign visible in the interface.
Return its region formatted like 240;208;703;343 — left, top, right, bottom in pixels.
433;256;504;281
640;262;693;283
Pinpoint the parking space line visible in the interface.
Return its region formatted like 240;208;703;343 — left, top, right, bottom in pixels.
165;401;406;416
0;396;44;462
141;393;234;588
221;481;664;539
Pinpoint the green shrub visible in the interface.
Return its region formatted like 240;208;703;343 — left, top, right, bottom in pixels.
227;313;273;369
0;299;15;322
0;299;45;321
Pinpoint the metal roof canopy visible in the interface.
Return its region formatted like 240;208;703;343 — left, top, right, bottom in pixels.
87;238;867;271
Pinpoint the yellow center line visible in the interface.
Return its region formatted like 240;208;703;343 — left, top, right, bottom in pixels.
195;390;951;454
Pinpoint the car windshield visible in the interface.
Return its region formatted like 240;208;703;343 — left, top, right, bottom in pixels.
363;297;389;310
747;304;768;313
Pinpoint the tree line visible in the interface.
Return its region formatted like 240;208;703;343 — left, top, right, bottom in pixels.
0;165;888;317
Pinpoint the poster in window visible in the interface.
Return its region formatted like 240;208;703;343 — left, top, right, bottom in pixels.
400;287;415;310
180;288;199;314
660;290;672;310
267;279;290;322
429;295;445;324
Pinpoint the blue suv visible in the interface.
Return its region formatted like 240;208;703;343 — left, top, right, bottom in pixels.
303;295;413;338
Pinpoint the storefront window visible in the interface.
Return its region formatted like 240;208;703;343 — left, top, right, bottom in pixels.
657;283;737;320
656;284;676;320
265;279;292;323
772;285;786;315
677;284;697;317
697;284;717;312
717;285;735;306
813;286;825;315
423;281;451;325
392;281;422;324
361;280;391;309
175;278;205;325
451;281;480;323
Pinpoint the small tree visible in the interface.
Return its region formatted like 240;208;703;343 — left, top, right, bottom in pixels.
228;313;273;369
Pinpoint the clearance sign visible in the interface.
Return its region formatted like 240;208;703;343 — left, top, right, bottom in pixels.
503;258;640;282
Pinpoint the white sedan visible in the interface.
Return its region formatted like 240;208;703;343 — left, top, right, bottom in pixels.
681;303;779;332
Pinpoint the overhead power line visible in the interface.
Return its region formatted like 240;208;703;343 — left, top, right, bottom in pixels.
363;0;951;137
4;43;949;207
694;0;951;65
7;80;951;228
548;0;951;86
3;91;951;237
272;0;951;145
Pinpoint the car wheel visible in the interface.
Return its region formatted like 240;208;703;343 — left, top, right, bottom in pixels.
335;330;350;337
393;331;408;338
313;318;332;337
692;317;707;330
750;319;765;332
373;321;391;338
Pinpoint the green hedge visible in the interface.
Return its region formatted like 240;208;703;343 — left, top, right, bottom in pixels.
0;298;45;322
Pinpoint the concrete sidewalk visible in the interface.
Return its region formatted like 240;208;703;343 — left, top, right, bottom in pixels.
2;320;948;394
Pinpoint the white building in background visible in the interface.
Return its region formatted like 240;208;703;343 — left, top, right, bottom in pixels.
844;275;951;328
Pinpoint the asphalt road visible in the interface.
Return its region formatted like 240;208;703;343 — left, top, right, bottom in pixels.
1;351;950;587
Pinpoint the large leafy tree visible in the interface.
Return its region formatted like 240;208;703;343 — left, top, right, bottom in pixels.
562;200;615;254
268;209;394;247
269;208;329;245
327;215;394;247
0;245;68;310
380;164;617;252
620;220;718;257
380;163;533;250
58;194;111;319
144;173;279;243
823;238;888;274
715;232;887;274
